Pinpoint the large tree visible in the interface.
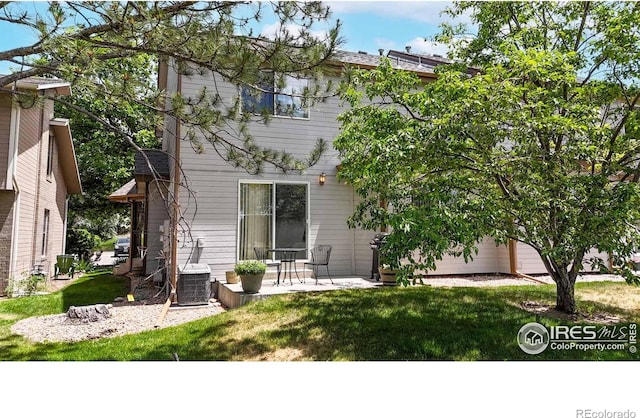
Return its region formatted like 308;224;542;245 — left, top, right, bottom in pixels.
61;53;160;255
0;1;341;255
335;1;640;314
1;1;339;169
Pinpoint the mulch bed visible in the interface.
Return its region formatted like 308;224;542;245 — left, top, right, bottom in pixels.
519;300;623;324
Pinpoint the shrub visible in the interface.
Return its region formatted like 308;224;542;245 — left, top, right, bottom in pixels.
6;274;47;297
234;260;267;275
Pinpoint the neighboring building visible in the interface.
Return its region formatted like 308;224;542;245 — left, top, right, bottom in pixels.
0;77;82;295
119;49;605;286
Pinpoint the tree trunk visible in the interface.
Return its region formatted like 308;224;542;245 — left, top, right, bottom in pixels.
554;275;576;314
540;254;579;314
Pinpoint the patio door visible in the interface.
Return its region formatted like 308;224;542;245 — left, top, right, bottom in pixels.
238;181;308;260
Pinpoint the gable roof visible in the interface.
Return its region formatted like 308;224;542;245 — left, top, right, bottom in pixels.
108;179;142;202
1;75;72;96
49;118;82;194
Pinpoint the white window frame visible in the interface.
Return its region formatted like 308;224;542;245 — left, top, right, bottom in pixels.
237;179;311;262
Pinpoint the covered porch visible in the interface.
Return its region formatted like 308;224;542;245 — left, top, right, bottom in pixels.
107;150;170;276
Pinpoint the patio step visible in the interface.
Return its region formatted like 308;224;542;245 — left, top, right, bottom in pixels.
216;276;379;309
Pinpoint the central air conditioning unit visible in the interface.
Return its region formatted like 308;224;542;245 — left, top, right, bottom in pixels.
177;263;211;306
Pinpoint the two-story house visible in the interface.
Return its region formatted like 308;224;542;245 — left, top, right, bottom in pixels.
130;49;607;289
0;77;82;295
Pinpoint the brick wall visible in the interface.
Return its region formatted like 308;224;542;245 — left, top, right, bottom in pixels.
0;190;15;295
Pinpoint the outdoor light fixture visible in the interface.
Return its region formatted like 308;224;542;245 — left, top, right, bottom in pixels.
319;172;326;185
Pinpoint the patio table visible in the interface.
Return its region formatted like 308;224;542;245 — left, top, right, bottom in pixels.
268;248;305;285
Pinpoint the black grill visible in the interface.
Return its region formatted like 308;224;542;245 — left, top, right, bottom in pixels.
369;232;389;281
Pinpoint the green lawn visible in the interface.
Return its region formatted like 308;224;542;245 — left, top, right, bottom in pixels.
0;272;637;361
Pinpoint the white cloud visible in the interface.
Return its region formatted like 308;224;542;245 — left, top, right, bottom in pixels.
260;22;329;41
325;1;471;25
405;37;450;57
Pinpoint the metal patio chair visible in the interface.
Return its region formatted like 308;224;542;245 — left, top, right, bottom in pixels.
304;245;333;285
254;247;282;282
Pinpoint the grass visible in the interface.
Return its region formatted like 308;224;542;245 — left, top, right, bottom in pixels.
0;272;638;361
95;237;117;251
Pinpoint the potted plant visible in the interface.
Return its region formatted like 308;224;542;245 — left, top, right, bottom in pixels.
234;260;267;293
225;270;239;284
377;234;399;286
379;264;399;286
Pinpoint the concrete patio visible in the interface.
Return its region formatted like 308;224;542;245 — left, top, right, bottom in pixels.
216;276;383;308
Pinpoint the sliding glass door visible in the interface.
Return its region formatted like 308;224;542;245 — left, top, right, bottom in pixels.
238;181;308;261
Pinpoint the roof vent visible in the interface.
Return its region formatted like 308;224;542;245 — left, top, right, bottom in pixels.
378;48;384;56
405;46;411;53
358;50;367;55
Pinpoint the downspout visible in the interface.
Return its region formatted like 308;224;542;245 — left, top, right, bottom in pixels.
169;71;182;304
350;186;356;275
31;94;46;267
509;239;548;285
8;99;21;279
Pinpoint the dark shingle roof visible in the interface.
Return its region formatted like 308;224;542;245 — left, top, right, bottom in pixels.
134;149;170;180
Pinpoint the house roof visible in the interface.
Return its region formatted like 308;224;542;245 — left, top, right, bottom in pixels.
1;75;72;96
49;118;82;194
332;50;438;79
108;179;143;202
134;149;170;181
386;50;481;75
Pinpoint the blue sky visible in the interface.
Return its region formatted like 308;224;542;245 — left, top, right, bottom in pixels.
0;1;466;74
323;1;467;55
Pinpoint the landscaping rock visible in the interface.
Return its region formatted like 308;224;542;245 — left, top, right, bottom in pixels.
66;304;113;323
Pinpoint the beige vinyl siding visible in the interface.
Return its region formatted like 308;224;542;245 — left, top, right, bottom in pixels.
308;178;358;276
495;242;512;274
9;99;69;279
39;122;69;275
13;103;41;276
427;237;509;275
353;228;376;277
173;170;363;279
174;69;526;279
170;71;366;279
515;242;547;274
516;242;611;275
162;61;180;175
179;73;342;173
144;181;171;275
0;95;12;189
581;248;610;272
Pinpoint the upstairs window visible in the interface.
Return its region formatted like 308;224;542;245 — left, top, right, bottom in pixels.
46;134;55;177
241;72;310;119
41;209;50;256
